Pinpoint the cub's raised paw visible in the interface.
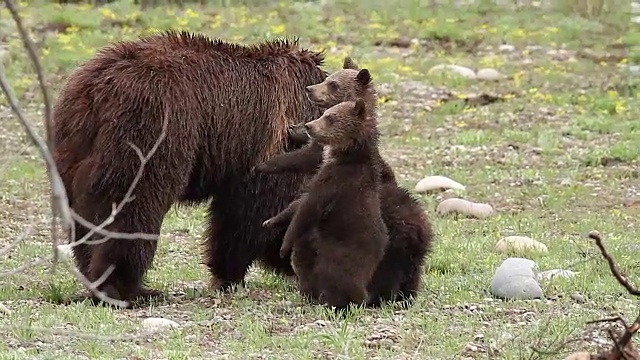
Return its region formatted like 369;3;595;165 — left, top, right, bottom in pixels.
254;163;272;173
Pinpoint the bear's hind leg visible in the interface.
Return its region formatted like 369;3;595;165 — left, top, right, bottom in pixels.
83;202;166;306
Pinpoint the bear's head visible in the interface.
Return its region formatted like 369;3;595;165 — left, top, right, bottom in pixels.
303;98;375;151
305;57;375;109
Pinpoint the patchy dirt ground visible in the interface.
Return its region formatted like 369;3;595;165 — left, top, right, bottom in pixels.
1;1;639;359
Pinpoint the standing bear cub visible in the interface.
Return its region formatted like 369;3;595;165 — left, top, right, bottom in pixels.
256;58;434;307
263;99;388;310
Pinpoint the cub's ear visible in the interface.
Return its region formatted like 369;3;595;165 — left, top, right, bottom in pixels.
354;98;366;117
342;57;359;70
355;69;372;86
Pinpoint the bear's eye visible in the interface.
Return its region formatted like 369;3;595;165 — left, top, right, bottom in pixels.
328;81;339;91
326;115;336;125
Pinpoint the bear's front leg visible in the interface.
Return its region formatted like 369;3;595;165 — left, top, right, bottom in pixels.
254;142;324;175
263;196;304;229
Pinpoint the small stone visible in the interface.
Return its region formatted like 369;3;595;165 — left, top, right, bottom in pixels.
494;236;548;255
476;68;505;81
141;317;180;332
539;269;577;280
427;64;477;79
415;175;465;193
570;293;586;303
490;258;544;300
499;44;515;53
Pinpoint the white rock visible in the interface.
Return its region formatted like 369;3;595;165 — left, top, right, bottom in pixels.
539;269;576;280
414;175;465;193
142;317;180;332
475;68;505;81
498;44;515;53
56;244;74;260
0;303;11;315
490;258;544;300
494;236;548;254
436;198;494;219
427;64;477;79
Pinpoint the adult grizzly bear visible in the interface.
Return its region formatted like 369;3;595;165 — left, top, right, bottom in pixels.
263;99;388;310
256;58;434;307
53;30;327;305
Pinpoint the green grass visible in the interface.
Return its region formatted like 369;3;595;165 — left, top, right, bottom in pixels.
1;0;639;359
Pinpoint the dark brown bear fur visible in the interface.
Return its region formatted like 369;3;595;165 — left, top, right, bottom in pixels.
263;99;388;310
52;30;328;305
255;58;434;307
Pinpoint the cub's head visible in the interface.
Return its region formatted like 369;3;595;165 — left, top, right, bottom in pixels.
304;98;375;150
305;57;375;109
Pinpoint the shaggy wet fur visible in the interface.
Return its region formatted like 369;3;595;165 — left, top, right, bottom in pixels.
53;30;327;305
263;100;388;310
255;58;434;307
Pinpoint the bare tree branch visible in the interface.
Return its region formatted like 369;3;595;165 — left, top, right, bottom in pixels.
0;224;33;258
0;0;168;310
2;0;67;271
588;230;640;296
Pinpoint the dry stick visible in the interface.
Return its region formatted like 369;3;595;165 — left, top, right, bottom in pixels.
66;264;130;308
0;224;33;258
2;0;65;272
0;0;167;307
588;231;640;358
65;107;169;250
588;231;640;296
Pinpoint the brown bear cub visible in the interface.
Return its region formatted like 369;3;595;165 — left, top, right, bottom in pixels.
263;99;388;310
256;58;434;307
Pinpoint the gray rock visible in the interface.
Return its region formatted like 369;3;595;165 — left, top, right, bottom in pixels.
490;258;544;300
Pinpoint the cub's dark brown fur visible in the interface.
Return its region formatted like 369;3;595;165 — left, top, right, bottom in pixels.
263;99;388;309
256;58;434;306
52;30;327;305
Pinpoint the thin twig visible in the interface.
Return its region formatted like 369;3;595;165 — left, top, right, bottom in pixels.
2;0;66;272
0;224;33;257
588;231;640;296
66;264;130;308
587;231;640;359
0;0;166;309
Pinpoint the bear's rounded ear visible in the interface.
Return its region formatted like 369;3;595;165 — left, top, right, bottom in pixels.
354;98;366;117
356;69;372;86
343;57;359;70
